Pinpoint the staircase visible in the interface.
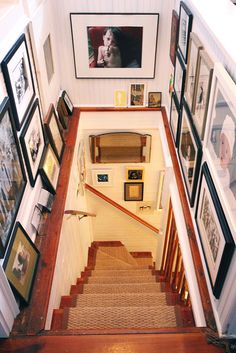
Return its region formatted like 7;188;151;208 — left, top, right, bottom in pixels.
51;241;195;332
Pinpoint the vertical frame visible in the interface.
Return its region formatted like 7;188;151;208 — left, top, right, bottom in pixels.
39;144;60;194
169;9;179;66
177;1;193;63
128;83;146;107
148;92;162;108
170;91;181;147
174;50;186;106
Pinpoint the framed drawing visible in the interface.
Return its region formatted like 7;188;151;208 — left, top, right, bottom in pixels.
43;33;54;84
0;98;27;258
114;90;127;107
174;50;186;106
205;62;236;233
57;97;69;130
148;92;162;108
39;144;60;194
20;99;46;186
185;32;203;111
61;90;74;115
192;50;214;140
178;99;202;206
70;13;159;78
128;83;146;107
3;222;40;305
44;104;65;162
126;167;144;182
124;182;144;201
1;34;35;130
92;169;113;186
177;1;193;63
195;163;234;298
170;91;181;146
169;9;179;66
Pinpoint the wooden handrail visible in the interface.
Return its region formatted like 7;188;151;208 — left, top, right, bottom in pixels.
85;183;159;234
65;210;96;218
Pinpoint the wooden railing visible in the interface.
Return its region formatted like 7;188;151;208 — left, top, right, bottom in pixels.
85;183;159;234
65;209;96;220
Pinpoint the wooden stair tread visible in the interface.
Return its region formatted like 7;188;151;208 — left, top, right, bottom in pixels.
82;282;162;294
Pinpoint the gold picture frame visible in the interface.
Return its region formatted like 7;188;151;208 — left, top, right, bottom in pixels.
124;182;144;201
126;167;144;182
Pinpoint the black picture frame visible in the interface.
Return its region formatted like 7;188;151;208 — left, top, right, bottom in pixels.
174;50;186;106
177;1;193;64
178;99;202;206
3;222;40;305
20;99;46;186
124;182;144;201
195;162;235;298
1;34;35;131
170;91;182;147
0;98;27;258
39;144;60;195
57;97;69;130
61;90;74;115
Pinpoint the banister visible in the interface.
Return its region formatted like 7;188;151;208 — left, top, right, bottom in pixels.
65;209;96;220
85;183;159;234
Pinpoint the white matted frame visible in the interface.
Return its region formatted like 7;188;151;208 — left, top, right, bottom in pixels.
128;83;146;107
204;62;236;234
70;13;159;78
92;169;113;186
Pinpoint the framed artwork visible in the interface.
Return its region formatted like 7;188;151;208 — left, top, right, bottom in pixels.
43;33;54;84
92;169;113;186
148;92;162;108
0;98;27;258
1;34;35;130
57;97;69;129
205;62;236;234
44;104;65;162
185;33;203;111
174;50;186;106
128;83;146;107
124;182;144;201
177;1;193;63
61;90;74;115
170;91;181;146
126;167;144;182
20;99;46;186
114;90;127;107
178;99;202;206
192;50;214;140
169;9;179;66
195;163;234;298
39;144;60;194
3;222;40;304
70;13;159;78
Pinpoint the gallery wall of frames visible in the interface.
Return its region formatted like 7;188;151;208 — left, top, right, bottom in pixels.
169;1;236;301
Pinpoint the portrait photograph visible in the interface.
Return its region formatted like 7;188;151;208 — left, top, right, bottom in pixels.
129;83;146;107
148;92;162;108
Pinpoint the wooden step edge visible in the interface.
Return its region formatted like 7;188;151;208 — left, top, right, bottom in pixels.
60;294;77;309
50;309;64;330
175;305;195;327
70;284;84;295
130;251;153;258
92;241;124;247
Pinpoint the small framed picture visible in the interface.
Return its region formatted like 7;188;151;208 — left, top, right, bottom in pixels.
124;182;144;201
92;169;113;186
128;83;146;107
3;222;40;305
61;90;74;115
39;144;60;194
20;99;46;186
126;167;144;182
174;50;186;106
195;163;234;298
114;90;127;107
148;92;162;108
177;1;193;63
1;34;35;130
57;97;69;129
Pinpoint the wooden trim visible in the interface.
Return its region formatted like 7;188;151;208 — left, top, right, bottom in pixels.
79;107;162;112
85;183;159;234
161;107;217;331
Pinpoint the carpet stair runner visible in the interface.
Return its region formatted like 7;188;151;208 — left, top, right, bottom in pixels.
51;241;195;331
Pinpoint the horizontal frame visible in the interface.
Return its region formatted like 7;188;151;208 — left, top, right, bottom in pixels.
1;34;35;130
70;13;159;78
3;222;40;305
92;169;113;186
39;144;60;194
124;182;144;201
126;167;144;182
177;1;193;64
195;162;234;298
148;92;162;108
0;98;27;257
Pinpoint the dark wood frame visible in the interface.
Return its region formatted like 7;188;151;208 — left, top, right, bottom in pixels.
148;91;162;108
0;97;27;258
3;222;40;305
177;1;193;64
1;34;35;131
169;9;179;66
124;182;144;201
195;162;235;298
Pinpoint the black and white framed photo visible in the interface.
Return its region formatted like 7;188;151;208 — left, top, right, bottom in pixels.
178;99;202;206
177;1;193;64
70;13;159;78
195;162;234;298
185;32;203;111
61;90;74;115
174;50;186;106
39;144;60;194
3;222;40;304
0;98;27;258
128;83;146;107
170;91;181;146
92;169;113;186
20;99;46;186
205;62;236;235
192;50;214;140
1;34;35;130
